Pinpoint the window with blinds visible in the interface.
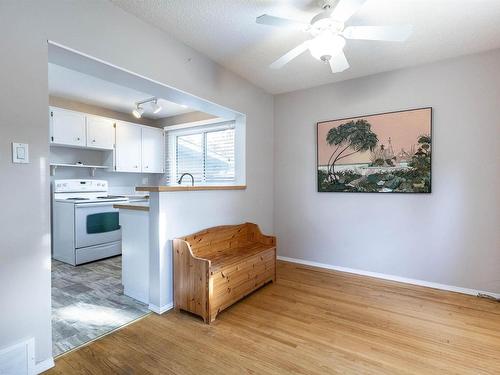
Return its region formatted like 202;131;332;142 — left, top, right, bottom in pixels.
165;122;236;185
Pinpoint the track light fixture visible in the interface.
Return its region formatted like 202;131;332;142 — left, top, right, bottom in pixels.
132;97;162;118
132;105;144;119
150;100;162;114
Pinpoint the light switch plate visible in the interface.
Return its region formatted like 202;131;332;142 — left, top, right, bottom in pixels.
12;143;29;164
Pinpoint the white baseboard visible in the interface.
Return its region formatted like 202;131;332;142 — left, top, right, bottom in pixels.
277;256;500;299
0;339;35;375
148;302;174;314
35;357;54;374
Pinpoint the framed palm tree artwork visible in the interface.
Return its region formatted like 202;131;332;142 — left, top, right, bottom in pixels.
317;107;432;193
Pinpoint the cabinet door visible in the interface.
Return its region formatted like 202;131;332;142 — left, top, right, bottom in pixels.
50;107;86;147
141;127;165;173
86;116;115;150
115;122;142;172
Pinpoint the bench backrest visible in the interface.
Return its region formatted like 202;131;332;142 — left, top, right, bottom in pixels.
180;222;264;259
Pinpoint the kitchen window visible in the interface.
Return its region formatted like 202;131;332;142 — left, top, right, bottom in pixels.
165;121;241;185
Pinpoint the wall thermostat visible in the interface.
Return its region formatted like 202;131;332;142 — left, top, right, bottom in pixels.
12;143;29;164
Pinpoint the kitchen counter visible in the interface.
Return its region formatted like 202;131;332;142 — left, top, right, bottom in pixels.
113;202;149;212
136;185;246;192
124;194;149;201
129;183;248;313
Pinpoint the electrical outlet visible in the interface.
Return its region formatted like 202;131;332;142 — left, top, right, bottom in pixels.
142;177;149;185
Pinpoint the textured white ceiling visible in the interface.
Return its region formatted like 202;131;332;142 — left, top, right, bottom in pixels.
49;63;194;118
111;0;500;94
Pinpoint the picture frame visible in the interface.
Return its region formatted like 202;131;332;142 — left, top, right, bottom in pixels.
316;107;432;193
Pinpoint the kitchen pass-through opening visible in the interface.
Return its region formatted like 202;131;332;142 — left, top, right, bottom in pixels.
48;41;245;356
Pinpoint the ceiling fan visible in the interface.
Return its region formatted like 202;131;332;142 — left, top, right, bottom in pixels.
256;0;413;73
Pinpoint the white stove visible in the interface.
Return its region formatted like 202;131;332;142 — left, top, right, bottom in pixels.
54;179;128;204
52;179;128;266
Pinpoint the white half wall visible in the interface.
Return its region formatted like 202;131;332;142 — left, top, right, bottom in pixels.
148;189;274;310
274;49;500;295
0;0;273;368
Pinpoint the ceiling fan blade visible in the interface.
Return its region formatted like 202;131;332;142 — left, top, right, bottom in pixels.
329;52;350;73
330;0;368;23
270;41;310;69
256;14;307;30
343;25;413;41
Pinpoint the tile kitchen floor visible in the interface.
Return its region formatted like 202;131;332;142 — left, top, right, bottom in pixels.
51;256;150;356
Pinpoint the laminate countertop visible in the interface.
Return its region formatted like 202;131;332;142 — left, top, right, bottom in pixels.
135;185;246;192
113;202;150;212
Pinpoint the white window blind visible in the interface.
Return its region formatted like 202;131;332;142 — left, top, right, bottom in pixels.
165;122;236;185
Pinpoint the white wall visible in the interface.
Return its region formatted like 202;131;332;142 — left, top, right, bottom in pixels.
148;188;275;310
274;49;500;294
0;0;273;367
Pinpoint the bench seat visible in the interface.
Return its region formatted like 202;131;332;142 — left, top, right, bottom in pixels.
201;242;273;272
173;223;276;323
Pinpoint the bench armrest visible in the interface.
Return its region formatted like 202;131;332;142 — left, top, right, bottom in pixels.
173;239;210;321
247;223;276;247
258;234;276;246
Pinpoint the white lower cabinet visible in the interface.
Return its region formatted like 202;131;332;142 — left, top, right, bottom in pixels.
120;208;150;304
115;121;142;172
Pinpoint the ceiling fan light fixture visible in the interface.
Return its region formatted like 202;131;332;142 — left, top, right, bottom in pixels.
309;31;346;62
257;0;411;75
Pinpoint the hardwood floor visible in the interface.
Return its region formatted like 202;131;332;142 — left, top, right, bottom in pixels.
46;261;500;374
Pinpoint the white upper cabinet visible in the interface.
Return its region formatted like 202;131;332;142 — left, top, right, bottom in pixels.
86;116;115;150
115;121;142;172
141;127;165;173
50;107;86;147
49;106;164;174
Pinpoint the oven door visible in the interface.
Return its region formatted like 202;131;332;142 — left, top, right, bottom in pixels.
74;202;122;249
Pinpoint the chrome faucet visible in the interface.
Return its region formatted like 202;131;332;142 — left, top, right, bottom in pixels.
177;173;194;186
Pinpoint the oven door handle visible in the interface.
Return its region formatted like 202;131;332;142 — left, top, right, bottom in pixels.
75;202;124;208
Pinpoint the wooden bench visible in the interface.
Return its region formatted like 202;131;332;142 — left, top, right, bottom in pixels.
173;223;276;323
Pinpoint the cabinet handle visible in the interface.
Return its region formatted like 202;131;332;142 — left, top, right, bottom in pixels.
77;137;81;141
92;139;96;143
